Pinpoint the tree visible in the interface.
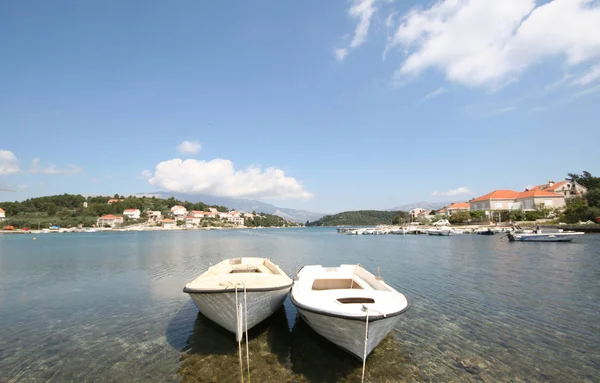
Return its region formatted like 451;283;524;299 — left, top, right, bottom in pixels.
567;171;600;190
448;211;470;224
563;197;589;223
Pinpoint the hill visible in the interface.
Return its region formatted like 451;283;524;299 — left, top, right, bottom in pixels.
139;192;325;223
387;201;450;212
306;210;407;226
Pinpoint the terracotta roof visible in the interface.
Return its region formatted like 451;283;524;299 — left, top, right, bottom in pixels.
99;214;122;219
124;208;139;212
447;202;470;210
191;210;203;214
516;190;563;199
470;190;520;202
0;208;4;213
545;181;568;191
162;219;175;223
170;205;185;211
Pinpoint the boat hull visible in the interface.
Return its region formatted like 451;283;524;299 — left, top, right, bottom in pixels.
295;307;401;360
187;287;290;334
508;234;578;242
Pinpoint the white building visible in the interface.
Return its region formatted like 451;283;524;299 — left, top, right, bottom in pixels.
161;219;177;229
97;214;124;227
123;208;141;219
189;210;204;218
186;216;202;226
0;208;5;221
147;211;162;223
228;211;245;226
170;205;187;220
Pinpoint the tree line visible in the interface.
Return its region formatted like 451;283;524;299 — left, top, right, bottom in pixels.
307;210;408;226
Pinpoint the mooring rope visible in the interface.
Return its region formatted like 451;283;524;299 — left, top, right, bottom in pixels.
361;305;369;383
244;284;251;383
234;285;244;383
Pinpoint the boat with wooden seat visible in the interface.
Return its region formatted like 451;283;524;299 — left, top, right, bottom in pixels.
183;258;293;337
290;264;409;360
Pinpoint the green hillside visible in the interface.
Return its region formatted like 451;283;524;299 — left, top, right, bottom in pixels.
306;210;408;226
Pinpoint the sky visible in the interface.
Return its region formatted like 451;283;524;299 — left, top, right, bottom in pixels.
1;0;600;213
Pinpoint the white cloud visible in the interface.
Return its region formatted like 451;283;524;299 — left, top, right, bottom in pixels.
573;83;600;98
177;140;201;154
30;158;82;175
432;187;471;196
334;0;376;61
422;86;447;101
335;48;349;61
145;158;313;200
0;150;20;175
571;63;600;86
387;0;600;88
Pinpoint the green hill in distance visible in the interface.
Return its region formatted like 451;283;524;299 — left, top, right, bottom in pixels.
306;210;408;226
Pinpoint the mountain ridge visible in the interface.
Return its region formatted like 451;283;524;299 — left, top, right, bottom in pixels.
138;192;326;223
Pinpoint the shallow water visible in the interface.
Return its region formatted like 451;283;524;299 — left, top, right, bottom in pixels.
0;228;598;382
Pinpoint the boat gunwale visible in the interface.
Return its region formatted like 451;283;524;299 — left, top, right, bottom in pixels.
183;282;293;294
290;292;410;322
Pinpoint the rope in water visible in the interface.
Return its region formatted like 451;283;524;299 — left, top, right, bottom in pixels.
235;285;244;383
244;284;251;383
361;306;369;383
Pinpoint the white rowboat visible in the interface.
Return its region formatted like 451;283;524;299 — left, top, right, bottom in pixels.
183;258;292;338
291;264;409;360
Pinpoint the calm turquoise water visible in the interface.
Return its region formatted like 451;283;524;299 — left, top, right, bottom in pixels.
0;228;599;382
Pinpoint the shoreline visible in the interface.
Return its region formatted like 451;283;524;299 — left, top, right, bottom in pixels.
0;225;304;235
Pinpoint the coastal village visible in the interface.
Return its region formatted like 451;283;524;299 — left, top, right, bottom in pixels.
96;204;250;229
408;179;589;224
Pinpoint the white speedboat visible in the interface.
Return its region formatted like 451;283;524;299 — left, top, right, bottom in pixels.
183;258;293;338
290;264;409;360
507;231;584;242
426;226;453;236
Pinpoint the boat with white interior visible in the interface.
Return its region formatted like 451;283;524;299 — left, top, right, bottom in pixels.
426;226;453;236
507;230;584;242
183;258;293;338
290;264;409;360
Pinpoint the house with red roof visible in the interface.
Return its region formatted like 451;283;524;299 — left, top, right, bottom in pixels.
439;202;471;217
469;190;521;212
123;208;140;219
0;207;5;221
97;214;124;227
107;198;124;204
170;205;187;220
161;219;177;229
513;190;566;211
531;180;587;199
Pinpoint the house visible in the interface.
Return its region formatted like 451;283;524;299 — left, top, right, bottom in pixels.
170;205;187;219
0;208;5;221
203;211;217;219
97;214;124;227
531;180;587;199
107;199;124;204
147;211;162;223
218;212;229;219
227;211;244;226
409;208;428;220
186;216;202;226
513;190;566;211
123;208;141;219
439;202;470;217
208;208;218;214
161;219;177;229
469;190;521;212
189;210;205;218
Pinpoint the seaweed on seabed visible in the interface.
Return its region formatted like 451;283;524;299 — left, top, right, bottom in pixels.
289;315;422;383
178;307;293;383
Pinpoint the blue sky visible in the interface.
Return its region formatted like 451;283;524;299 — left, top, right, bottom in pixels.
1;0;599;213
